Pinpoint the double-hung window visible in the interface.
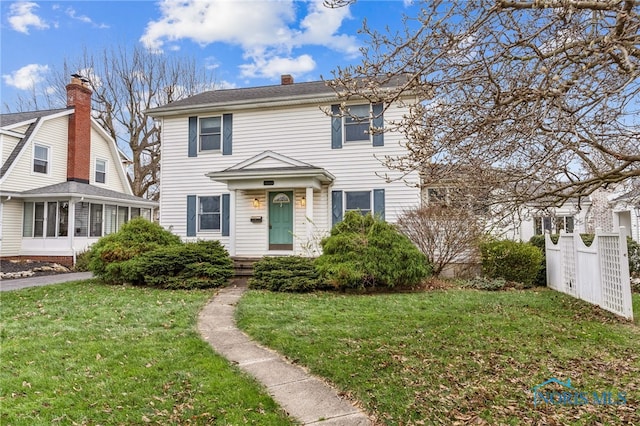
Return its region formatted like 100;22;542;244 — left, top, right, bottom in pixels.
200;116;221;151
534;216;575;235
95;159;107;183
33;144;49;174
199;196;221;231
345;191;372;215
344;104;370;142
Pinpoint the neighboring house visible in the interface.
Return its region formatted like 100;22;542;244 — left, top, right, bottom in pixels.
0;76;157;266
147;75;421;257
609;185;640;242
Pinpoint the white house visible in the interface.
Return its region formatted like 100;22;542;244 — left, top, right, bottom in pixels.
147;75;421;257
0;76;157;266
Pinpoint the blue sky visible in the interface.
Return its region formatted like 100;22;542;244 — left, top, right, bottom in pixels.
1;0;418;112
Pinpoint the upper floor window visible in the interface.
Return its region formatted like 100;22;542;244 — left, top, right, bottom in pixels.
344;104;370;142
345;191;372;215
199;196;221;231
200;116;221;151
95;159;107;183
534;216;574;235
33;144;49;174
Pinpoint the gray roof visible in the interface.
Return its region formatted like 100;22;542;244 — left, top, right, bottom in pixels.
0;108;70;127
16;181;157;206
147;75;413;116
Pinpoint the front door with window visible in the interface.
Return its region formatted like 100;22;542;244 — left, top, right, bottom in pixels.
269;191;293;250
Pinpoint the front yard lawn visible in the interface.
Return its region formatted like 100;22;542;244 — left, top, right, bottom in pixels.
237;288;640;425
1;280;294;425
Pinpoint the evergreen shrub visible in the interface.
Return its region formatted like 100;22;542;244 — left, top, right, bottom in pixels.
480;239;542;287
315;211;431;289
131;240;233;289
249;256;323;292
88;217;181;284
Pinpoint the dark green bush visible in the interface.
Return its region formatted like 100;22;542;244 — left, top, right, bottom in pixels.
628;236;640;278
315;211;431;289
480;239;542;287
129;240;233;289
249;256;323;292
88;218;181;284
73;249;92;272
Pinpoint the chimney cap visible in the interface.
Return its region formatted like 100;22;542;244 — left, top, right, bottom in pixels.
281;74;294;85
71;73;90;85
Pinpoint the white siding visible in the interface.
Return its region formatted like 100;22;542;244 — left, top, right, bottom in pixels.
1;117;68;192
159;101;421;255
90;127;126;193
0;199;23;256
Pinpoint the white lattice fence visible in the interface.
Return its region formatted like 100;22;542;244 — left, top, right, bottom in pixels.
545;229;634;320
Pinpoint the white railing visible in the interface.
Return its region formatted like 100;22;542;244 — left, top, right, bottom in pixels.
546;229;634;320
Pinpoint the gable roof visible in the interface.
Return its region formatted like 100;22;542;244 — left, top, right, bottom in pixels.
146;74;414;117
0;108;70;127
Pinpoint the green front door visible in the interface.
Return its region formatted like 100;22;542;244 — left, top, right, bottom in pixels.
269;191;293;250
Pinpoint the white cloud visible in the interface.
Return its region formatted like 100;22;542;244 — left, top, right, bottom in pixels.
140;0;359;79
8;2;49;34
2;63;50;90
239;53;316;79
140;0;295;51
65;7;109;28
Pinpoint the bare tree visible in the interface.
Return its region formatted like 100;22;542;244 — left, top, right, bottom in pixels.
11;46;215;200
326;0;640;212
397;204;485;277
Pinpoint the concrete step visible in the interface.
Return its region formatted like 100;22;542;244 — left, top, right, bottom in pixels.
232;257;260;277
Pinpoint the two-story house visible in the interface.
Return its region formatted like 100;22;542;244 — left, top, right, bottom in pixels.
147;75;421;257
0;76;157;266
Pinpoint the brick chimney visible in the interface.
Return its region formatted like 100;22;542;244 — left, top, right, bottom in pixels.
66;76;92;184
281;74;294;85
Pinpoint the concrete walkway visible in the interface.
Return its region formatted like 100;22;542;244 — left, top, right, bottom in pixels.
198;280;372;426
0;272;94;291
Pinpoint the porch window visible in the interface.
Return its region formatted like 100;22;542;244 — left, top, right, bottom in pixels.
131;207;141;218
118;206;129;229
22;201;68;237
199;196;221;231
33;144;49;174
46;202;57;237
200;116;221;151
33;202;45;237
95;159;107;183
345;191;371;215
105;205;117;235
90;204;103;237
58;202;69;237
344;104;370;142
75;202;89;237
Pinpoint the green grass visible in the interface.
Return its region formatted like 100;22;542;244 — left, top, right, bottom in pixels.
1;280;294;425
237;288;640;425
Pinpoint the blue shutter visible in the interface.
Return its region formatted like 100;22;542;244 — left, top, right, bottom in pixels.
221;193;230;236
372;103;384;147
188;117;197;157
332;190;343;227
222;114;232;155
331;104;342;149
373;189;385;221
187;195;196;236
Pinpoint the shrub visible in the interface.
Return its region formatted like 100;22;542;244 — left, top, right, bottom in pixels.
459;276;508;291
480;239;542;287
315;211;431;289
397;205;484;277
88;218;181;284
249;256;323;292
130;240;234;289
73;249;92;272
628;236;640;278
